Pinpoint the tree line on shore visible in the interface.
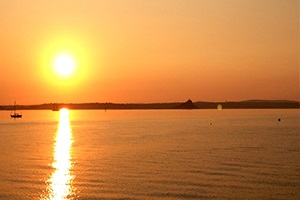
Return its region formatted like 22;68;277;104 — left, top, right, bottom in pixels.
0;99;299;110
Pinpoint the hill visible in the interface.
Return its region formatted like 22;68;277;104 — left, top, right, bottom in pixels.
174;99;198;109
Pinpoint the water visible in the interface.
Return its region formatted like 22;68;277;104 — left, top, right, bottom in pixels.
0;109;299;199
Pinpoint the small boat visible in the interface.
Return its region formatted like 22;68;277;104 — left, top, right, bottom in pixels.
10;101;22;118
52;103;59;111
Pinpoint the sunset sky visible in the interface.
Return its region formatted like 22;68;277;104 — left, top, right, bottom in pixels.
0;0;299;104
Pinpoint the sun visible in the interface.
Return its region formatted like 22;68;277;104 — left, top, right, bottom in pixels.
54;54;76;77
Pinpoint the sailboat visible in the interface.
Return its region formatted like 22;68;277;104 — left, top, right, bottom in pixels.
10;101;22;118
52;103;59;111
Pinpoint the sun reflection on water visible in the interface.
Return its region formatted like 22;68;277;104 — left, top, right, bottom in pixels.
43;108;76;199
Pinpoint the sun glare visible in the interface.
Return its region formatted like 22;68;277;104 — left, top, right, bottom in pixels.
40;35;92;88
54;54;76;77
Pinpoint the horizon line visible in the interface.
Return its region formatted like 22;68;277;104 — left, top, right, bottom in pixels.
1;99;299;106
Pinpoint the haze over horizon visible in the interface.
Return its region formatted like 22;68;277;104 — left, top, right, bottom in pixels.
0;0;299;104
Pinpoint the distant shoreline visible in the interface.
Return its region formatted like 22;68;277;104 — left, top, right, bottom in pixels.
1;100;299;110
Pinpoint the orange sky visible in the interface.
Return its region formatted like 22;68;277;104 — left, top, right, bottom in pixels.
0;0;299;104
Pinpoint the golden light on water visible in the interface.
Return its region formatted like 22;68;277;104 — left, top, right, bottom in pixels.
43;108;76;199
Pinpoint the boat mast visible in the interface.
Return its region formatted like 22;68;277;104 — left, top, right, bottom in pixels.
14;101;16;115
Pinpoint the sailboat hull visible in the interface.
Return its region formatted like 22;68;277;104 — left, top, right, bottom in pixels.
11;114;22;118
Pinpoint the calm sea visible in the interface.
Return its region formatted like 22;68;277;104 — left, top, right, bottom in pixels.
0;109;299;200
